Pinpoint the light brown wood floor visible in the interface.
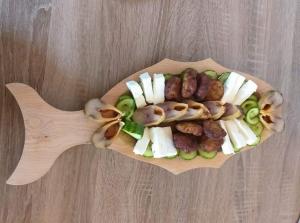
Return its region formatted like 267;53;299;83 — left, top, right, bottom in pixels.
1;1;300;223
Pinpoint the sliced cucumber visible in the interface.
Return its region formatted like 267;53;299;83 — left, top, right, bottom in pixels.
204;70;218;79
164;73;173;80
249;122;264;136
233;145;241;152
116;97;135;119
143;144;153;157
248;136;261;146
241;100;258;113
198;150;217;159
218;72;230;83
179;150;197;160
122;120;144;140
245;108;260;125
247;94;258;101
118;94;133;102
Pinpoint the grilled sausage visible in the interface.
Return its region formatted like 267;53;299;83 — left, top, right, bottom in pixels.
181;68;197;98
165;76;182;100
203;120;226;139
195;73;210;101
205;79;224;101
173;133;198;152
200;136;224;152
175;122;203;136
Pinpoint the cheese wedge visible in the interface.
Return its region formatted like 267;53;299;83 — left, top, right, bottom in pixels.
139;72;154;104
219;120;235;155
133;127;150;155
224;120;247;149
149;127;177;158
233;119;258;145
221;72;246;104
152;73;165;104
233;80;258;105
126;80;147;108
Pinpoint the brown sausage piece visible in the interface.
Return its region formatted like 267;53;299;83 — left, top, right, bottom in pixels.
175;122;203;136
195;73;211;101
205;79;224;101
181;68;197;98
173;133;198;152
203;120;226;139
165;76;182;100
200;136;224;152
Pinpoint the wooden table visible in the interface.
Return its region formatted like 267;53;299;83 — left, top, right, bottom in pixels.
1;1;299;222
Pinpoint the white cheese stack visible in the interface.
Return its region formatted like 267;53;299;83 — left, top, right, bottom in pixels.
133;128;150;155
126;80;147;108
233;80;258;105
224;120;247;150
219;120;235;155
149;127;177;158
221;72;246;104
152;73;165;104
139;72;154;104
233;119;258;145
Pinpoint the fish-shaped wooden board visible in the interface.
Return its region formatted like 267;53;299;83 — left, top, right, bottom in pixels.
6;58;277;185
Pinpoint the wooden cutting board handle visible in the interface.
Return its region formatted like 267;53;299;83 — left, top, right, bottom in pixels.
6;83;99;185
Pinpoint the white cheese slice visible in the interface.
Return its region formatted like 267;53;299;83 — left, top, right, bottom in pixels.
152;73;165;104
224;120;247;149
133;127;150;155
233;80;258;105
139;72;154;104
221;72;246;104
126;80;147;108
233;119;258;145
134;95;147;108
149;127;177;158
219;120;235;155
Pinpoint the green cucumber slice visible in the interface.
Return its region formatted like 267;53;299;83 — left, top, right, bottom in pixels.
198;150;217;159
143;145;153;157
179;150;197;160
116;97;135;119
118;94;133;102
249;122;264;136
204;70;218;79
247;94;258;101
218;72;230;83
164;73;173;80
233;145;241;152
248;136;261;146
241;100;258;114
122;120;144;140
245;108;260;125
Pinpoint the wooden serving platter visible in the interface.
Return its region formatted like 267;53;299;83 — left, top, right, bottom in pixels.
6;58;275;185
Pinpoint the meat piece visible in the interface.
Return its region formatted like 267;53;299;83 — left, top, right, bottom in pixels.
173;133;198;152
195;73;211;101
200;136;224;152
165;76;182;100
181;68;197;98
175;122;203;136
205;79;224;101
203;120;226;139
202;101;225;120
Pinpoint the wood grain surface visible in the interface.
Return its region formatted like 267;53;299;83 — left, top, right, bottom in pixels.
0;0;299;223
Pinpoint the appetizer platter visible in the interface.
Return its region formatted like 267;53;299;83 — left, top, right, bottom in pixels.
6;58;284;185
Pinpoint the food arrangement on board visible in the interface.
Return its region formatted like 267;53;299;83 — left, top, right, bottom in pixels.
85;68;284;160
4;59;285;185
